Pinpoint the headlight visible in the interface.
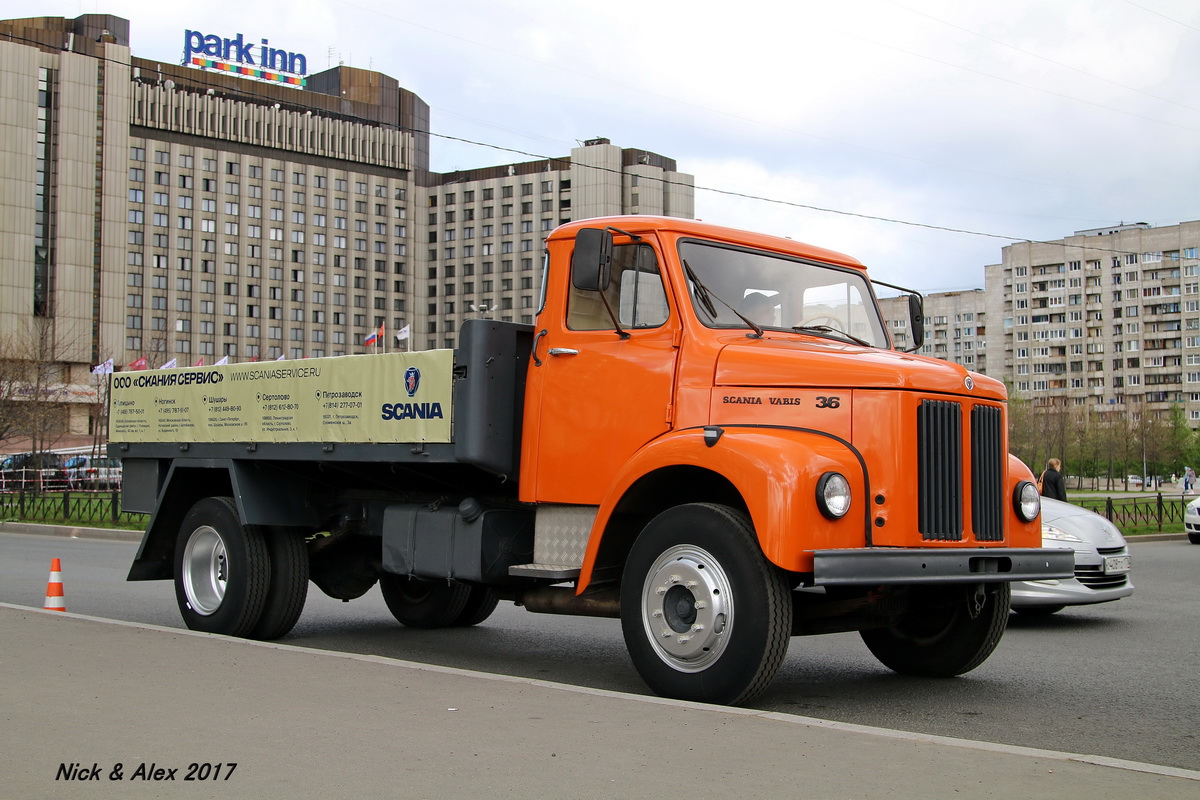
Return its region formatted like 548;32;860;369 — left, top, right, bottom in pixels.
1014;481;1040;522
816;472;852;519
1041;524;1083;543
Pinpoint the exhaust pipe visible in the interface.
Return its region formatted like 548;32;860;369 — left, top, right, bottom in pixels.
517;586;621;618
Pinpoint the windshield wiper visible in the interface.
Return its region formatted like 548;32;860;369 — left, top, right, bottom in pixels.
792;324;872;347
682;259;764;338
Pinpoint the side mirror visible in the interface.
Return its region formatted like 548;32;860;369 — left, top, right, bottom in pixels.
907;293;925;351
571;228;612;292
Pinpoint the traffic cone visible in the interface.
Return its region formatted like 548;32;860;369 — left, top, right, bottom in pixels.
44;558;65;612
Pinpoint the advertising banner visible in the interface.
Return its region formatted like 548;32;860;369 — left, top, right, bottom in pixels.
109;351;453;444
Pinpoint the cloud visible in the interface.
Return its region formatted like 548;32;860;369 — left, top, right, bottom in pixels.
35;0;1200;294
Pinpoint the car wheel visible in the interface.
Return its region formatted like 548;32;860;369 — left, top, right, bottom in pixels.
861;583;1010;677
620;503;792;706
1188;532;1200;545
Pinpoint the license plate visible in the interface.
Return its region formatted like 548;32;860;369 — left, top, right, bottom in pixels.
1104;555;1131;575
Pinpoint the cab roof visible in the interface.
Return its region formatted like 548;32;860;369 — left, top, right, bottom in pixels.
549;216;867;271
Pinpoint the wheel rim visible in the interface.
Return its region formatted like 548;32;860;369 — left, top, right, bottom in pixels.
182;525;228;616
639;544;733;672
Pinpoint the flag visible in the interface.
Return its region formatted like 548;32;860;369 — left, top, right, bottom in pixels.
214;355;229;366
91;358;113;375
193;357;204;367
127;356;148;371
159;358;177;370
396;324;410;342
275;354;285;361
364;325;381;346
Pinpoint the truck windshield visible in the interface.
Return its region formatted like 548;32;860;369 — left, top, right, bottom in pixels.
679;240;889;348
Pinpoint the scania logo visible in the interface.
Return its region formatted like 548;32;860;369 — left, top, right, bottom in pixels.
404;367;421;397
964;376;974;391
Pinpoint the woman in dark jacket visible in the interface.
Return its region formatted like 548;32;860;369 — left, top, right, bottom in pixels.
1040;458;1067;501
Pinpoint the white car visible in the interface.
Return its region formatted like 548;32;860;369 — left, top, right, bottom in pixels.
1010;497;1134;615
1184;497;1200;544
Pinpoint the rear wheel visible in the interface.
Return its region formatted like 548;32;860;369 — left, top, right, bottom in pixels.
453;585;500;627
379;574;471;629
174;497;269;637
861;583;1010;677
250;528;309;640
620;503;792;706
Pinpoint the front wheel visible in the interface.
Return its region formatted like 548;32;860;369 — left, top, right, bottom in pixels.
861;583;1011;677
620;503;792;706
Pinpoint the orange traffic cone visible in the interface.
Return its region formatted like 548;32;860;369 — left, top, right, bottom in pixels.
44;558;65;612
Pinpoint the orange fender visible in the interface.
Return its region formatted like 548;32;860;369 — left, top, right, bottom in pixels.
577;425;871;591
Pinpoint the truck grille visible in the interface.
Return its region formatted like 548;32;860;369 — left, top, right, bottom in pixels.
917;400;962;540
971;405;1004;541
917;400;1005;542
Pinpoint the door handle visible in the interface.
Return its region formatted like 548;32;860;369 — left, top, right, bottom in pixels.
548;348;579;356
531;329;547;366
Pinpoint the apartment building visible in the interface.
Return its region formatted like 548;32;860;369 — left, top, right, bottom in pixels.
984;220;1200;424
880;289;987;372
0;13;693;439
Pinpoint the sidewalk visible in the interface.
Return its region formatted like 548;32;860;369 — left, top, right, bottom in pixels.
1;605;1196;799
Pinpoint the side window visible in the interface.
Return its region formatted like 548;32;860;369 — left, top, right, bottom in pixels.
568;244;668;330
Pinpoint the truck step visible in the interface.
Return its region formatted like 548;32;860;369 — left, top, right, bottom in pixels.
508;563;582;580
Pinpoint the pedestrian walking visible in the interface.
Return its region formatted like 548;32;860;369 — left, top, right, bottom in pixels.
1039;457;1067;501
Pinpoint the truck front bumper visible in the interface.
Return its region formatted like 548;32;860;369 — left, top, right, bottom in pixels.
812;547;1075;587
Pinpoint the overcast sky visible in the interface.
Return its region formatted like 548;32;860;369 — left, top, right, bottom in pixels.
28;0;1200;292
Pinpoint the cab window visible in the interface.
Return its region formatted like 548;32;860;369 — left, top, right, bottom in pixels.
567;244;668;331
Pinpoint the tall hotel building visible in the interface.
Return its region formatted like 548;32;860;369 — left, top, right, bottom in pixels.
984;220;1200;424
0;14;694;440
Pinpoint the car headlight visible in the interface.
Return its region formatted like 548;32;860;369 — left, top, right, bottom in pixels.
1041;524;1083;543
1014;481;1040;522
816;472;852;520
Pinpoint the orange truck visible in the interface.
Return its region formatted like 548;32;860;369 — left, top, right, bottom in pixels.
113;215;1071;705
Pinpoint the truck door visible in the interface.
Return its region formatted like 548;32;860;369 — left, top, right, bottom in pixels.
525;239;678;504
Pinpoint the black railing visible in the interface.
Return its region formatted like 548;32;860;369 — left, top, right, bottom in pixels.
1076;494;1190;532
0;489;145;528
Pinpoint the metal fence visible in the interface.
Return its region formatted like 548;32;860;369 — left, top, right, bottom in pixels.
0;489;146;528
1077;494;1192;531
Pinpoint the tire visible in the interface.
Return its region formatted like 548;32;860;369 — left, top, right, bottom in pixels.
861;583;1011;677
249;528;310;640
1188;532;1200;545
452;585;500;627
620;503;792;706
1012;604;1065;617
174;497;269;637
379;574;472;629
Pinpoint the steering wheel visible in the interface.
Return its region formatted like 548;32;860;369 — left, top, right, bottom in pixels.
799;316;843;331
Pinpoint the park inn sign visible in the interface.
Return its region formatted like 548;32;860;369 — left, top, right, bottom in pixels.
183;28;308;88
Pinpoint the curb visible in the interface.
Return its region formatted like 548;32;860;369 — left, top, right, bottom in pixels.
0;520;142;542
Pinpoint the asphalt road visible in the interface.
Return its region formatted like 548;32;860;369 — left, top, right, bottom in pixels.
2;531;1197;771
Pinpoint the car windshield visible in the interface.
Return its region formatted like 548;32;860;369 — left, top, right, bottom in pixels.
678;239;889;347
